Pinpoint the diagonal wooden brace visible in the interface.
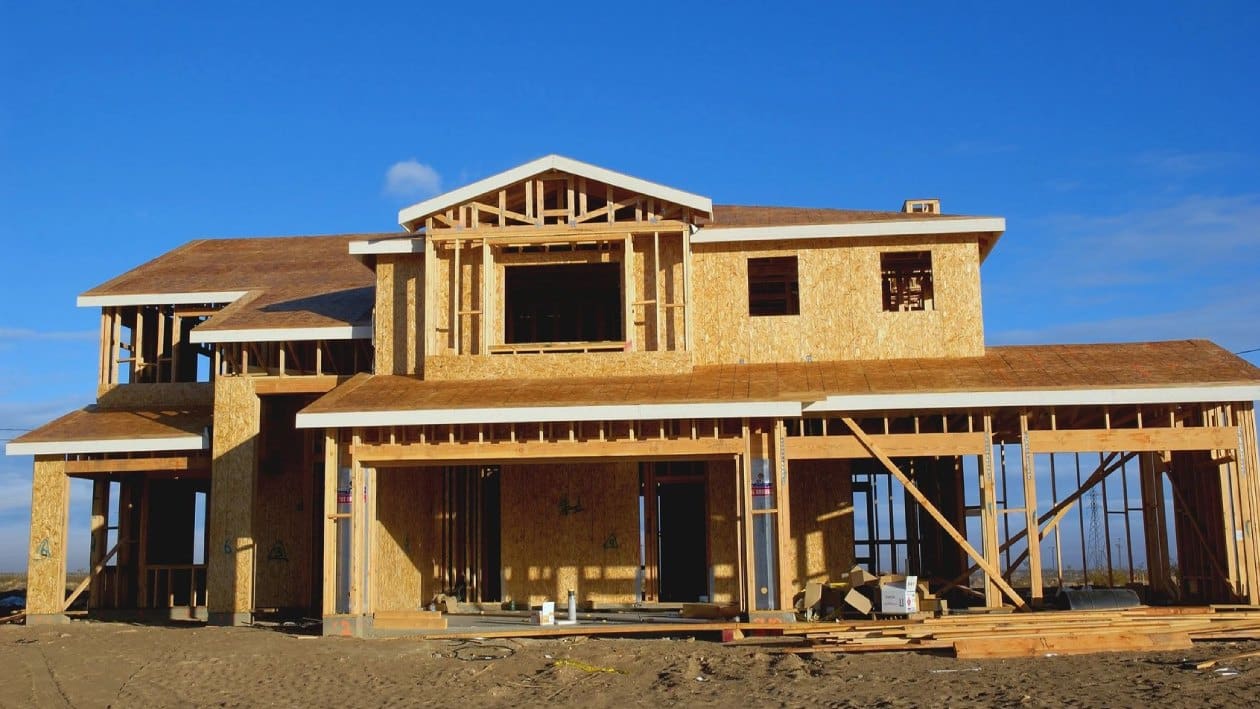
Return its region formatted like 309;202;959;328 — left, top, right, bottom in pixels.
841;417;1027;609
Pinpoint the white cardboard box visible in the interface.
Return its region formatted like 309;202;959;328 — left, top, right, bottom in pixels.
879;575;919;614
531;601;556;625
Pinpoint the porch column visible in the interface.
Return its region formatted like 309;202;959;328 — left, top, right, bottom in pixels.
207;375;259;626
88;478;110;609
26;456;70;624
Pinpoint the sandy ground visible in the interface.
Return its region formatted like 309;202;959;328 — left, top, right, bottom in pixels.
2;621;1259;708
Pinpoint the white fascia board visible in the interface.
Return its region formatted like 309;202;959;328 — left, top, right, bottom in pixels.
296;400;801;429
802;384;1260;414
189;324;372;344
348;238;425;255
6;433;208;457
76;291;249;308
397;154;713;227
691;217;1007;245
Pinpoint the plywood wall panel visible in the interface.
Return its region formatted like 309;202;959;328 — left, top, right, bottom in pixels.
424;350;692;381
690;236;984;365
26;456;70;616
786;459;854;592
499;462;639;606
207;375;260;616
706;459;740;604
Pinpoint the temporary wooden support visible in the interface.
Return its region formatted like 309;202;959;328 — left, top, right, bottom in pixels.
63;541;121;611
774;418;793;610
979;415;1002;606
88;479;109;608
322;432;340;617
841;417;1026;608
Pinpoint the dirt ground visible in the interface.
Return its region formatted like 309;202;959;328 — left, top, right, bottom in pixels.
1;621;1258;708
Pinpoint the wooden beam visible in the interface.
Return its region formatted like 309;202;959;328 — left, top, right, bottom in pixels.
786;432;988;460
426;221;689;242
774;418;793;610
1027;426;1239;453
623;234;634;350
322;432;338;616
840;417;1027;608
355;436;744;464
65;455;210;475
979;414;1001;606
251;374;347;395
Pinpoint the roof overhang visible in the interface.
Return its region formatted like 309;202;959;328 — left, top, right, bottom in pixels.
692;217;1006;247
189;323;372;344
296;400;802;429
803;384;1260;414
77;291;249;308
398;154;714;230
348;238;426;255
6;432;208;457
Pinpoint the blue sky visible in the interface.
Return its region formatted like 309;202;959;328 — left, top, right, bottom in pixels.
1;2;1258;572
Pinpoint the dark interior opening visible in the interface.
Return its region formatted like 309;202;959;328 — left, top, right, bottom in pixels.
505;262;622;344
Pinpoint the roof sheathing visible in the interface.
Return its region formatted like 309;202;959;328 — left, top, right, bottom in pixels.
296;340;1260;427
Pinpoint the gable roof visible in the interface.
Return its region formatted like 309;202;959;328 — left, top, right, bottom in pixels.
397;154;714;230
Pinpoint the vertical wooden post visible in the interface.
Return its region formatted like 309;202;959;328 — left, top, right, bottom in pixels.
980;413;1001;607
652;231;662;351
773;418;793;610
26;456;70;623
424;221;437;362
1139;452;1173;599
623;234;635;349
481;238;493;355
349;431;364;616
681;227;693;351
88;478;110;609
452;240;462;355
1236;403;1260;604
1020;412;1043;603
740;421;756;612
322;432;338;617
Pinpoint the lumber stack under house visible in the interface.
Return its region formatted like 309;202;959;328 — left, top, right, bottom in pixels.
9;155;1260;637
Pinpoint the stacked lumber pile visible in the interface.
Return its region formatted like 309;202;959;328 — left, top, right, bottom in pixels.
778;606;1260;659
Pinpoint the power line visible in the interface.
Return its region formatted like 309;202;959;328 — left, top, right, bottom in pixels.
1236;347;1260;355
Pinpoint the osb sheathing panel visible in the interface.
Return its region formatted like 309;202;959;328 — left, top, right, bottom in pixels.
374;468;442;611
424;350;693;381
26;456;70;615
207;376;260;614
689;236;985;365
253;453;311;609
430;244;488;355
500;462;639;606
374;255;424;376
706;459;740;604
786;460;854;592
97;382;215;409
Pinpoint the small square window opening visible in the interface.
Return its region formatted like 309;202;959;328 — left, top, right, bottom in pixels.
748;256;799;316
881;251;934;312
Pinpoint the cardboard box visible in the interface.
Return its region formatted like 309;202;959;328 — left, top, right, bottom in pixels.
879;575;919;614
531;601;555;625
848;565;877;587
844;587;873;615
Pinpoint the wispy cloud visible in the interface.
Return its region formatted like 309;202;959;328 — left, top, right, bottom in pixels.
1022;193;1260;288
1134;149;1241;177
0;328;96;342
383;159;442;199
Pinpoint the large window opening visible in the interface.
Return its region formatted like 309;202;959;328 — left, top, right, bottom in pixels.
504;263;622;344
881;251;934;312
748;256;800;316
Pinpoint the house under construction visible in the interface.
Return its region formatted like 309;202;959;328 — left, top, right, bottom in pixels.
9;155;1260;636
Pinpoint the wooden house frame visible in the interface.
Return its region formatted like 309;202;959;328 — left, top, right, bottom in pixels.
9;155;1260;636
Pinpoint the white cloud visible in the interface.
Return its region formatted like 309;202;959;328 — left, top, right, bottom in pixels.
1134;150;1240;177
384;159;442;199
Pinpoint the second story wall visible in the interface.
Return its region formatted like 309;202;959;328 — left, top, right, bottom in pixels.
374;254;424;376
689;234;985;365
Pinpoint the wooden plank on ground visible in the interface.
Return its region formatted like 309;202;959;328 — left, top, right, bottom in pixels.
953;631;1192;659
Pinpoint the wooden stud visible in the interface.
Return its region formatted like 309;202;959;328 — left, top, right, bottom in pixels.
979;415;1002;606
